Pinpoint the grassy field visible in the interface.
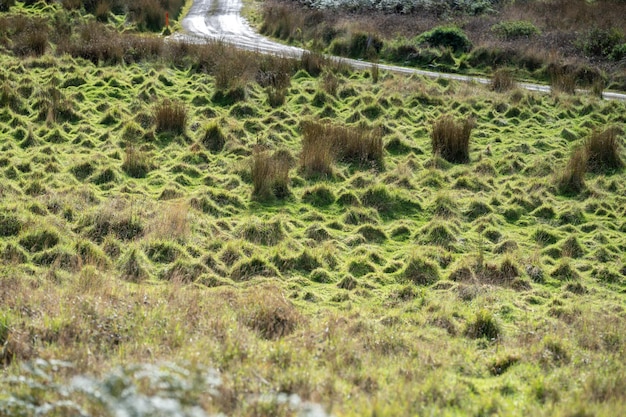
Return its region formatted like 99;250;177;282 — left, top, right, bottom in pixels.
1;1;626;416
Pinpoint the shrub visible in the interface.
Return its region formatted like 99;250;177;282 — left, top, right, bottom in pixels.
251;149;292;201
491;21;540;40
330;32;383;59
557;147;587;195
154;99;187;135
417;26;472;54
576;27;624;59
584;128;623;174
430;115;474;163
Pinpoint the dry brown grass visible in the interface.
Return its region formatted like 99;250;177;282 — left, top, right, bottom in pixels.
584;127;624;174
490;68;516;92
430;115;474;164
251;148;293;201
154;99;187;135
300;120;383;177
558;147;587;195
238;284;301;340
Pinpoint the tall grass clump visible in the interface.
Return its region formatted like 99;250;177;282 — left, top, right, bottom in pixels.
154;99;187;135
430;115;474;163
558;147;587;195
300;120;383;177
584;128;623;174
122;144;152;178
491;68;516;92
251;149;292;201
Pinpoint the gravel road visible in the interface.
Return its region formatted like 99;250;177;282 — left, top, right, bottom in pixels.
171;0;625;101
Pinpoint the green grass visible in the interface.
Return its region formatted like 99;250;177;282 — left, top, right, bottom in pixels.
0;3;626;417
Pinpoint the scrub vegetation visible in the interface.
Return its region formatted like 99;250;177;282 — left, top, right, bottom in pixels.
0;1;626;417
258;0;626;92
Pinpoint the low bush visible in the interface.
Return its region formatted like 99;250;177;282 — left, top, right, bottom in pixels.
417;26;472;54
19;229;60;253
576;27;624;59
430;115;474;163
491;20;540;40
330;32;383;59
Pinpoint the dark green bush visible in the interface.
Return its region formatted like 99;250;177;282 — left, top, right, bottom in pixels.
330;32;383;59
576;27;624;59
491;20;540;40
417;26;472;54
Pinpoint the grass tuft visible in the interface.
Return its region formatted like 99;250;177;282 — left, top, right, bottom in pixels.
430;115;474;164
154;99;187;135
584;127;623;174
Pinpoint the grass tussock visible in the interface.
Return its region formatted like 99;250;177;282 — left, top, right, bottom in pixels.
240;285;301;340
558;147;587;195
490;68;516;92
154;99;187;135
299;119;383;177
584;127;624;174
430;115;474;164
251;149;293;201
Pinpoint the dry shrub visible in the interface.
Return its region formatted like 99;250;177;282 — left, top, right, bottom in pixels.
300;120;383;177
558;147;587;195
154;99;187;135
584;127;623;174
430;115;474;163
240;284;301;340
491;68;516;92
300;52;327;77
251;148;293;201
